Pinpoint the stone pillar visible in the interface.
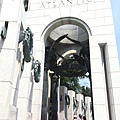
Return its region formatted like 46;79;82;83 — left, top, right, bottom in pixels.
85;97;91;120
17;62;32;120
51;74;59;120
0;21;20;119
60;86;68;120
68;90;75;120
30;34;45;120
31;78;42;120
76;94;84;116
104;44;120;120
9;44;22;120
90;37;111;120
41;71;49;120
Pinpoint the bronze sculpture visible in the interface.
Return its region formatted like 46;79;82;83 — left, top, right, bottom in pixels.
32;58;41;83
19;27;34;62
44;34;90;77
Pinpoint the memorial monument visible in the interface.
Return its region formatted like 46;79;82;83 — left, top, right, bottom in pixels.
0;0;120;120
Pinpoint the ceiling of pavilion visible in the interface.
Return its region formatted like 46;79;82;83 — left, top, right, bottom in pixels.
49;24;89;44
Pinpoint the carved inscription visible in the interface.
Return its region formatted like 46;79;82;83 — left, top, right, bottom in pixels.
30;0;93;10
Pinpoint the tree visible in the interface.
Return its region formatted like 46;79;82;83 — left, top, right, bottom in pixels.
80;86;91;97
60;76;82;94
60;76;91;96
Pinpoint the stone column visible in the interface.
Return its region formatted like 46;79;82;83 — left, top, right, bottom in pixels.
17;62;32;120
0;21;20;119
90;40;112;120
9;48;22;120
29;35;45;120
76;94;84;116
41;71;49;120
60;86;68;120
104;44;120;120
51;74;59;120
68;90;75;120
85;97;91;120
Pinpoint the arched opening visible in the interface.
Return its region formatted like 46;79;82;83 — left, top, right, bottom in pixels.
41;17;93;120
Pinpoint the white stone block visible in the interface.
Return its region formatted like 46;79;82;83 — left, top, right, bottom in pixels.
70;5;81;17
112;88;120;104
93;89;106;104
90;34;116;47
90;46;101;59
105;17;113;25
92;73;105;88
9;105;18;120
44;16;53;26
22;63;32;78
2;22;20;50
87;18;105;27
35;51;45;64
32;90;42;104
17;98;28;110
32;104;41;120
18;78;30;98
95;0;105;2
105;57;120;72
91;25;114;35
45;8;54;16
103;0;112;9
0;82;12;105
31;10;44;17
37;16;45;25
0;50;16;82
1;0;21;21
96;9;112;18
26;11;32;18
108;71;120;88
29;3;39;11
105;45;118;58
17;111;32;120
33;40;45;51
94;105;109;120
80;11;88;21
29;24;45;33
87;11;96;19
79;4;87;12
26;18;37;26
0;105;17;119
90;58;102;73
88;2;103;10
114;105;120;120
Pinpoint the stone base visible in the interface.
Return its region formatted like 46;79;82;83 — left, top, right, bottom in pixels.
9;105;18;120
17;110;32;120
0;105;18;120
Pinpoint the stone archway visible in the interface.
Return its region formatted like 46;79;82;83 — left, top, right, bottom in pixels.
40;17;93;120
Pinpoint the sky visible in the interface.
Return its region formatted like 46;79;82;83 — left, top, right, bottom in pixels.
110;0;120;67
79;77;90;88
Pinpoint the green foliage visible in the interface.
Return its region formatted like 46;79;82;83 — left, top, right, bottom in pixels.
60;76;81;94
60;76;91;96
60;54;91;96
80;86;91;97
